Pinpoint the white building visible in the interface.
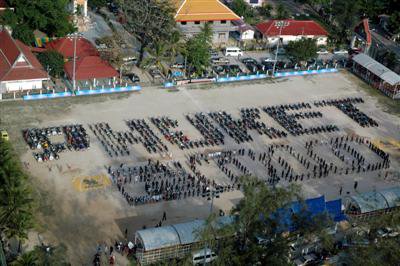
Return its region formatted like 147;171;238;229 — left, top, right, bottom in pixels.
232;20;255;41
244;0;266;7
0;30;49;97
256;19;328;47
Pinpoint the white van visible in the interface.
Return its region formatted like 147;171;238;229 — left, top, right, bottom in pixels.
225;47;243;57
192;248;218;265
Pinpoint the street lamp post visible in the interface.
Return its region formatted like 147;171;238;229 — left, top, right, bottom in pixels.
203;187;220;266
272;21;287;76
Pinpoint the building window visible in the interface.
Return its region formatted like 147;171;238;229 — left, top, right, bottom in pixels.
181;21;187;25
219;33;226;40
195;21;200;25
221;20;226;24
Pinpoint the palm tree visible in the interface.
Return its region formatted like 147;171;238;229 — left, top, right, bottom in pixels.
142;40;170;75
0;139;34;253
0;178;34;241
12;251;38;266
167;30;186;63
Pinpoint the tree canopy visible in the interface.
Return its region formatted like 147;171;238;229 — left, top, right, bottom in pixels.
36;51;65;78
286;38;318;62
120;0;177;66
0;138;34;247
0;0;75;44
198;177;306;265
185;23;212;76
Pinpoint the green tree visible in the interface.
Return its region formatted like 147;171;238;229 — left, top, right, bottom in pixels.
387;11;400;35
2;0;75;40
12;251;38;266
31;244;69;266
120;0;177;66
89;0;107;9
329;0;361;43
230;0;255;23
0;139;35;255
37;51;65;78
275;3;289;19
286;38;318;62
198;177;303;265
142;40;169;74
185;23;212;76
257;3;273;19
11;24;35;45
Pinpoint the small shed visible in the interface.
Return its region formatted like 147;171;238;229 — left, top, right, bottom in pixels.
352;53;400;99
232;20;255;41
344;187;400;218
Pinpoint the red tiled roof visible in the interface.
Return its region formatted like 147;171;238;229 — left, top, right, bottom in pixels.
0;30;48;82
46;37;99;59
64;56;118;81
0;0;7;8
256;19;328;37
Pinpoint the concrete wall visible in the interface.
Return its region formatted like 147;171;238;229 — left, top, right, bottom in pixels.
177;20;235;44
0;79;45;92
265;35;327;47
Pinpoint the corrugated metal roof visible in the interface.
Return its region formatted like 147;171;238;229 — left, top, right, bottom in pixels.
353;53;400;86
379;187;400;208
349;191;389;213
136;217;235;251
172;220;205;245
136;226;180;251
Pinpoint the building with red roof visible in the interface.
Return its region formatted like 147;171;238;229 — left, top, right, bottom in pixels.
256;19;328;47
0;30;49;95
46;37;118;81
46;36;99;59
64;56;118;81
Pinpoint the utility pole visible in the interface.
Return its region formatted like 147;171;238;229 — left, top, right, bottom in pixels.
72;32;77;92
272;21;287;76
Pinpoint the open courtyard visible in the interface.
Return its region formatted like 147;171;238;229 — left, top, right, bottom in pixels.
1;71;399;265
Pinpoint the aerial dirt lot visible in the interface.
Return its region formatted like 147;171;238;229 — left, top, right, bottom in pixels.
1;71;399;265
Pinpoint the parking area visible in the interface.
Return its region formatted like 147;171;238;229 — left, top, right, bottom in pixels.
2;72;399;264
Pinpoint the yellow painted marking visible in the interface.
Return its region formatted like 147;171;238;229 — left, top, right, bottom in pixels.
72;174;111;192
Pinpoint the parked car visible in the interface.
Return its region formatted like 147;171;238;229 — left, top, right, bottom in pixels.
261;57;277;63
334;48;349;54
211;57;230;65
123;56;138;64
127;73;140;83
377;227;400;238
213;65;225;75
317;48;329;54
192;248;217;265
241;57;257;64
273;48;286;55
293;253;318;266
171;62;184;69
224;47;243;57
149;68;162;79
210;50;220;59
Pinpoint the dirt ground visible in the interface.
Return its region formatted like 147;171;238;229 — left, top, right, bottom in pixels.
1;71;399;265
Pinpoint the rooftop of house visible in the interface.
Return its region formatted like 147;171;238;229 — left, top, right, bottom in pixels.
256;19;328;37
0;30;48;83
46;37;99;59
174;0;240;22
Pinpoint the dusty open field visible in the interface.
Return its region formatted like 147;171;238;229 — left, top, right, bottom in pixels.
1;71;399;265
